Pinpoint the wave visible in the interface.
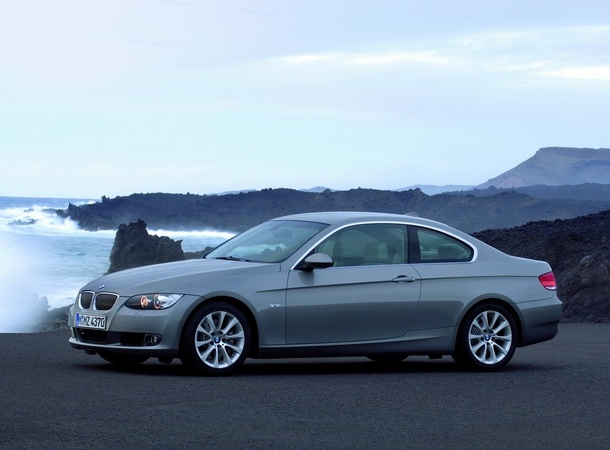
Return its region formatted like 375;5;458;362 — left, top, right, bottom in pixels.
0;197;236;241
0;197;95;235
148;228;235;241
0;197;235;331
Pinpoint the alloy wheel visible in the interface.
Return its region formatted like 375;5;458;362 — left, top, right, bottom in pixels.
195;310;246;369
467;309;513;365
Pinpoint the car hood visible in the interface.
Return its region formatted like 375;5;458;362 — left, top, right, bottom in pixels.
81;258;280;296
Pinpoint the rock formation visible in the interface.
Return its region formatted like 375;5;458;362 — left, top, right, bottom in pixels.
58;186;610;234
106;219;185;274
474;210;610;323
561;251;610;322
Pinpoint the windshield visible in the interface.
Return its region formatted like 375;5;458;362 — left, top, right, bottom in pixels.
205;220;328;263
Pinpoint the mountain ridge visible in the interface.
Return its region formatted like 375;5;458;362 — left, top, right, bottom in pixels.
59;184;610;234
52;146;610;323
58;146;610;233
477;147;610;188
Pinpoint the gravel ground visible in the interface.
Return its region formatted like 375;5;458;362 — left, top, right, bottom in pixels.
0;324;608;449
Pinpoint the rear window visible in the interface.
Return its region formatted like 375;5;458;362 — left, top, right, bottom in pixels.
409;226;473;263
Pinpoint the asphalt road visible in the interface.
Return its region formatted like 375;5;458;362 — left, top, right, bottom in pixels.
0;324;608;449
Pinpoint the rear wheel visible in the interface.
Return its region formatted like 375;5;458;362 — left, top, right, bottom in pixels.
453;303;516;371
180;302;251;376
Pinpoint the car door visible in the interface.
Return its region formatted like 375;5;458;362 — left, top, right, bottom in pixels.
406;225;477;331
285;223;422;345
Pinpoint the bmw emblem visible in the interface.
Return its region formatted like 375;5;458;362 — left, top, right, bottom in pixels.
99;284;106;290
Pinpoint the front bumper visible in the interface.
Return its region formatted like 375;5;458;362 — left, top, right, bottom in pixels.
68;293;201;357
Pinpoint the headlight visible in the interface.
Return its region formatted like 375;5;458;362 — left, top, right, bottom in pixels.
125;293;183;310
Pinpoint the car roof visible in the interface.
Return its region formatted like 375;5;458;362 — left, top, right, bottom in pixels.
273;211;449;229
273;211;493;258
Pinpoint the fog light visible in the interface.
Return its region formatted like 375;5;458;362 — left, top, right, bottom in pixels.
144;334;162;346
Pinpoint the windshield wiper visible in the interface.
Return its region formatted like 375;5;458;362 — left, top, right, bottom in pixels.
212;256;252;262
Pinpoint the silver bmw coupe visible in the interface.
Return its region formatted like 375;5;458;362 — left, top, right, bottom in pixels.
69;211;562;375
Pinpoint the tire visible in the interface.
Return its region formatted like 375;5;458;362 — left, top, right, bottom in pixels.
180;302;251;376
98;351;149;366
366;354;408;364
453;303;517;371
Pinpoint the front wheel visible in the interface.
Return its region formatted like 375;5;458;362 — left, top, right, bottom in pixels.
180;302;251;376
453;303;517;371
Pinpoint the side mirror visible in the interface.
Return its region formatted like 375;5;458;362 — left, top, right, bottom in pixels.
298;253;334;270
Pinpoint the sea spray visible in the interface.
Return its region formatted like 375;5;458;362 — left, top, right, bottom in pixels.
0;197;234;332
0;237;49;332
147;228;235;250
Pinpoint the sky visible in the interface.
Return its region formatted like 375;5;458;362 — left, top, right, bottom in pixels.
1;0;609;199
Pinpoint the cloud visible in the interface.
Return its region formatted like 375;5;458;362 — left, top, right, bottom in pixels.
280;25;609;76
282;51;448;66
448;25;610;81
537;66;610;81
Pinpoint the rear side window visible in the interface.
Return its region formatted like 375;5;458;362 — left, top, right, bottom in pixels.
408;226;473;263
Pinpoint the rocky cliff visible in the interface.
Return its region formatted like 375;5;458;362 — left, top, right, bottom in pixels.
106;219;185;273
473;210;610;323
103;210;609;323
59;185;610;234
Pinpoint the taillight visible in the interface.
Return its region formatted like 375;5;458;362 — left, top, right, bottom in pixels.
539;272;557;290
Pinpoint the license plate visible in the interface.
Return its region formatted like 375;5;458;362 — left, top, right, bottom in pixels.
75;313;106;330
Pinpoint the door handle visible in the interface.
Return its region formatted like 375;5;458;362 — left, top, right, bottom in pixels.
392;275;417;283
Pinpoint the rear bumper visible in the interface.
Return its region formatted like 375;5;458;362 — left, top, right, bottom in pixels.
518;295;563;347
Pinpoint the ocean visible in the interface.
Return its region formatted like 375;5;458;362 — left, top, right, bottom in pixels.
0;196;234;332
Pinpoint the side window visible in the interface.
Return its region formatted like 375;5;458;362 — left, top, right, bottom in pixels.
409;226;473;263
315;224;407;267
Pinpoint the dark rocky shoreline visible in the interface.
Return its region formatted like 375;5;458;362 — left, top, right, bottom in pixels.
473;210;610;322
39;208;609;331
57;186;610;234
